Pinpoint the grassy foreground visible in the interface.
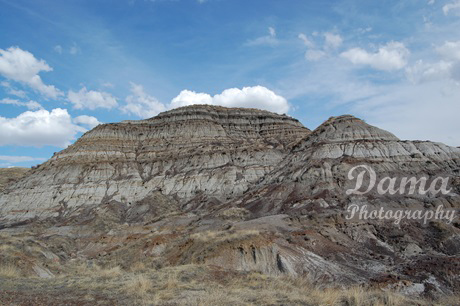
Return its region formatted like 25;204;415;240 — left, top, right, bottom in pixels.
0;263;458;305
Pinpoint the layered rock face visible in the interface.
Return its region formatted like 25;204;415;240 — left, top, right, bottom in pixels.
240;115;460;215
0;105;310;221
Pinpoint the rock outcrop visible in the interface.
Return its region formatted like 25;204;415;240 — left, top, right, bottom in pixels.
239;115;460;215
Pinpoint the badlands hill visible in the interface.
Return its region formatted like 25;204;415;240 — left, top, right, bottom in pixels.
0;105;459;302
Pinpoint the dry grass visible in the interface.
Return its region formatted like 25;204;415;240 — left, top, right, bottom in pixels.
97;265;123;278
68;262;122;278
0;263;21;278
129;261;147;273
124;274;153;297
0;256;457;305
217;207;250;220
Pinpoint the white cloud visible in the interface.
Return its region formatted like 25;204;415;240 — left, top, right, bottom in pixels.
1;81;27;98
299;31;342;61
54;45;63;54
7;88;27;98
0;46;62;98
121;82;167;118
298;33;315;48
68;87;118;110
170;90;212;108
341;42;410;71
170;86;290;114
281;45;459;146
0;108;87;147
443;0;460;15
406;40;460;83
0;98;43;110
0;155;46;163
324;32;343;49
73;115;101;129
305;49;326;61
119;84;289;118
406;60;452;83
436;40;460;61
246;27;279;46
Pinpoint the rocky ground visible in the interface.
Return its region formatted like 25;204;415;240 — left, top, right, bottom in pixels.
0;211;459;305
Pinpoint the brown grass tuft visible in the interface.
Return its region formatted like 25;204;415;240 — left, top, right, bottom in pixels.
124;274;153;297
0;263;21;278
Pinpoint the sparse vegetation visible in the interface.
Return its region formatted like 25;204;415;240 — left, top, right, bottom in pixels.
0;263;21;278
1;262;457;305
124;274;153;297
0;227;458;305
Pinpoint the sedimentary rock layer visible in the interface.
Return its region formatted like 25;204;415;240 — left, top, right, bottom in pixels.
0;105;310;221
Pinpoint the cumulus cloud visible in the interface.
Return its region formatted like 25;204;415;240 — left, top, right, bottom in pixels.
443;0;460;15
341;42;410;71
170;90;212;108
436;40;460;61
0;108;87;147
0;46;62;98
324;32;343;49
121;82;167;118
73;115;101;129
246;27;279;46
119;84;288;118
170;86;290;114
68;87;118;110
0;98;43;110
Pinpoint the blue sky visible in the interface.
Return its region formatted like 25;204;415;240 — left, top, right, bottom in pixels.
1;0;460;167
